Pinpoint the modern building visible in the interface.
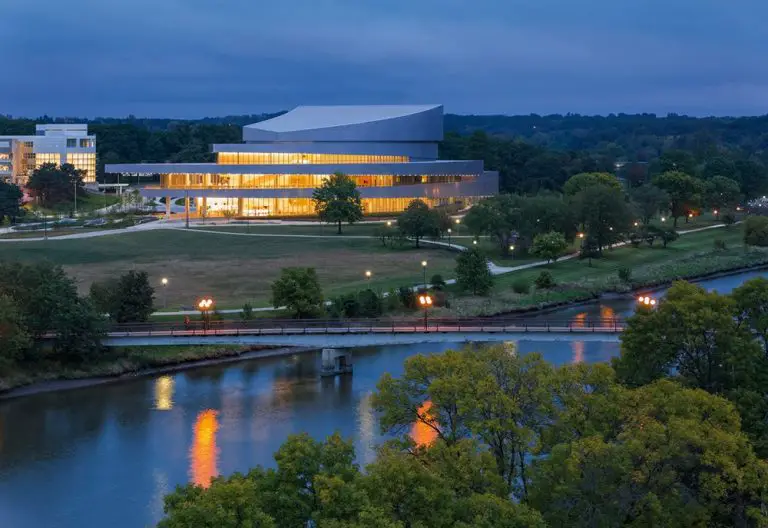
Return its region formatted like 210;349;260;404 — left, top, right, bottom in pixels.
0;124;97;185
106;105;498;218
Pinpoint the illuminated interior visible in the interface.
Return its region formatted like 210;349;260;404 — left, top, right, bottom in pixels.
35;153;60;167
161;173;469;189
66;153;97;182
193;196;460;217
190;409;219;488
217;153;408;164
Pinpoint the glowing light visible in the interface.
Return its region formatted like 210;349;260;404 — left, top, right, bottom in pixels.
154;375;174;411
411;402;438;447
421;260;427;267
650;299;657;306
447;228;451;234
509;245;515;251
578;232;585;239
713;210;718;215
161;277;168;286
190;410;219;488
418;295;433;306
455;219;461;224
688;213;694;218
661;217;666;222
365;270;372;279
386;220;392;227
198;298;214;311
473;239;478;245
634;222;639;227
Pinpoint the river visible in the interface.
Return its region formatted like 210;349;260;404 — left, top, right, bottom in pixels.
0;270;765;528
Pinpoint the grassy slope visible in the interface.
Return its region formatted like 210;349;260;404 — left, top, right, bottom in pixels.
446;227;768;316
0;229;457;308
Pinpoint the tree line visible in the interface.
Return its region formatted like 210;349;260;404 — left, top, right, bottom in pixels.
158;277;768;527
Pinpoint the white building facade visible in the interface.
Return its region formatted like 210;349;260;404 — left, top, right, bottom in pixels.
0;124;97;185
106;105;498;218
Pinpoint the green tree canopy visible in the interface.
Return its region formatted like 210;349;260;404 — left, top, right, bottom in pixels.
312;172;364;234
630;183;668;225
652;171;704;226
531;231;569;263
571;184;632;253
744;215;768;247
455;248;492;295
396;199;439;248
563;172;622;196
0;181;24;224
271;267;324;318
26;163;85;209
704;175;741;212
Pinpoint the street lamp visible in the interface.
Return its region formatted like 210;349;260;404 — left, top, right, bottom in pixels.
161;277;168;308
661;217;666;222
637;295;657;307
386;220;392;227
198;297;214;330
365;270;372;281
454;218;460;236
473;239;478;245
578;232;585;239
447;227;452;248
509;244;515;259
421;260;428;287
418;294;433;330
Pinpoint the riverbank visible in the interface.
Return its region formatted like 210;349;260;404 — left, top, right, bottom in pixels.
0;344;311;399
445;228;768;317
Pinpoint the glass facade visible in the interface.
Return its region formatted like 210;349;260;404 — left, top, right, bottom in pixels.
217;153;408;164
195;196;460;217
66;153;97;182
161;173;470;189
35;153;60;167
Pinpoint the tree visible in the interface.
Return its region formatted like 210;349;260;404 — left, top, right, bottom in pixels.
571;184;632;253
705;175;741;212
312;172;363;234
0;294;32;370
396;199;439;248
26;163;85;208
652;171;704;227
455;248;492;295
112;270;155;323
732;277;768;352
563;172;622;196
0;181;23;224
271;267;324;318
534;271;556;289
631;183;668;224
744;215;768;247
463;194;522;256
529;380;768;528
531;231;568;263
51;298;105;362
614;281;762;393
657;149;697;176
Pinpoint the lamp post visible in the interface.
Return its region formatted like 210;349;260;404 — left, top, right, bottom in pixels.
161;277;168;308
447;228;452;248
421;260;428;287
509;244;515;259
418;294;433;331
198;297;214;331
386;220;392;228
637;295;657;308
73;180;78;217
365;270;372;283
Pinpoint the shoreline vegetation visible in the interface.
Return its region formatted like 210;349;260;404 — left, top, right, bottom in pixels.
2;257;766;400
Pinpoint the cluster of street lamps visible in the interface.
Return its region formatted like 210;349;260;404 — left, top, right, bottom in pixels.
637;295;657;307
419;293;433;330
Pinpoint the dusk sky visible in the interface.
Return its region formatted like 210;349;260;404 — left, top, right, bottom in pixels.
3;0;766;118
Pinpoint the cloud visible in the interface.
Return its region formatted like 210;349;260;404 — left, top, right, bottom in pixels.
2;0;767;117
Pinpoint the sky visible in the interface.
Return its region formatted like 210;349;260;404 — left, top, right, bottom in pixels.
2;0;766;118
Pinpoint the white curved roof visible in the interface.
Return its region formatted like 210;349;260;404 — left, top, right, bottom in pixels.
243;105;443;143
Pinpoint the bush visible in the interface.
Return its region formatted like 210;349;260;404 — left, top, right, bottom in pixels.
240;302;254;320
534;271;556;290
456;248;493;295
358;289;383;318
722;210;737;226
618;267;632;283
398;286;415;309
511;278;531;294
714;238;727;251
744;216;768;247
384;288;401;312
430;274;447;290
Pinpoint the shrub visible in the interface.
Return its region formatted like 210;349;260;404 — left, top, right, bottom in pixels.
240;302;254;320
618;267;632;283
511;278;531;294
531;231;569;263
358;289;383;318
384;288;401;312
456;248;493;295
398;286;415;309
534;271;556;290
722;210;737;226
744;216;768;247
659;228;679;248
430;274;447;290
714;238;727;251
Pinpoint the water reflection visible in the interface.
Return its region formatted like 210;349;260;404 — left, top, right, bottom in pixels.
600;306;616;326
154;376;174;411
411;402;438;447
190;410;219;487
572;341;585;364
573;312;586;328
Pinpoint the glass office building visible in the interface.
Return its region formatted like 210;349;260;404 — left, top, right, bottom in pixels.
0;124;96;185
106;105;498;218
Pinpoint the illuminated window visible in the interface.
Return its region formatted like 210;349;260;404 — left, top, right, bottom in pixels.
217;153;409;165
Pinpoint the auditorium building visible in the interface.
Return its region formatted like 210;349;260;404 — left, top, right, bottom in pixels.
105;105;498;218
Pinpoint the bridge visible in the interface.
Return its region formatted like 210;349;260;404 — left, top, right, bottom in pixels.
103;316;626;347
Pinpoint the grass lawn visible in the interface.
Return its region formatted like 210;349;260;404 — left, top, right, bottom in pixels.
445;226;767;317
192;222;391;237
26;192;121;216
0;229;458;309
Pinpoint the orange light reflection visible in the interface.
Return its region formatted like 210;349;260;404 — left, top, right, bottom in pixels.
411;402;438;447
572;341;585;364
190;410;219;488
